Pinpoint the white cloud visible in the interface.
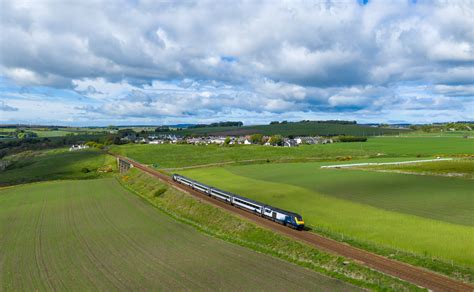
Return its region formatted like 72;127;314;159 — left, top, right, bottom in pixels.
0;0;472;124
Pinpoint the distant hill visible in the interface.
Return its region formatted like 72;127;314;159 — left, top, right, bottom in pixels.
159;121;409;137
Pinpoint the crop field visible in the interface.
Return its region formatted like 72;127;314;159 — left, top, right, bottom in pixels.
0;178;353;291
180;162;474;268
111;136;474;169
0;149;116;186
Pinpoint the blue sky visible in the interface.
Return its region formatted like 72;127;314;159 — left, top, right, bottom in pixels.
0;0;473;126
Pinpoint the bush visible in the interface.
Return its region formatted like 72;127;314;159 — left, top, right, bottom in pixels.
249;134;263;144
338;136;367;142
153;186;168;197
81;167;90;173
269;135;283;146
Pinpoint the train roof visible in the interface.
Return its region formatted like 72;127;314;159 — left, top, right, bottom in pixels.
174;174;303;219
232;193;264;206
270;207;302;218
174;174;213;189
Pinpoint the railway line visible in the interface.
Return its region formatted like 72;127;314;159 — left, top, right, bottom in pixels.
113;154;473;291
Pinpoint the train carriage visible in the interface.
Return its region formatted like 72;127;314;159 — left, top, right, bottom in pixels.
172;174;304;230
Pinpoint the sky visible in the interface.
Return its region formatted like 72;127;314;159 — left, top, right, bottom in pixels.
0;0;473;126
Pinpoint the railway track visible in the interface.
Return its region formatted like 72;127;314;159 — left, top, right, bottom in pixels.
114;154;473;291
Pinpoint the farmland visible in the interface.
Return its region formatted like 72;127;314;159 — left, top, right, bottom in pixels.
0;178;355;291
110;136;474;169
180;161;474;268
0;148;116;186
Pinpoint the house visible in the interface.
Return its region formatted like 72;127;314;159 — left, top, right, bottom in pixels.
149;140;164;144
295;137;316;145
136;137;147;144
69;144;89;151
283;139;298;147
121;133;137;142
209;136;227;144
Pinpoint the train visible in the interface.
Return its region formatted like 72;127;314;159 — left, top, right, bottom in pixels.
172;174;305;230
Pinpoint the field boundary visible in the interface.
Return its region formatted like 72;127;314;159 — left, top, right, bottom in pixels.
113;154;474;291
320;158;453;169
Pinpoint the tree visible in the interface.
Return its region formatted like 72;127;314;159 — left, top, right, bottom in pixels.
269;135;283;146
118;128;135;137
224;137;231;145
249;134;263;144
155;126;170;132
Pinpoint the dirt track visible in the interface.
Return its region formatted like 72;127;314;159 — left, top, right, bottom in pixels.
115;154;473;292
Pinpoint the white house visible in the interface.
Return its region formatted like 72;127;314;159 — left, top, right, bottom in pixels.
69;144;89;151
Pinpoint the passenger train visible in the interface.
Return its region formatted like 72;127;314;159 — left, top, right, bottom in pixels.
172;174;305;230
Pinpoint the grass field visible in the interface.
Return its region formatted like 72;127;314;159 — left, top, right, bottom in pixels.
0;178;354;291
111;136;474;169
0;149;115;186
362;159;474;178
180;162;474;269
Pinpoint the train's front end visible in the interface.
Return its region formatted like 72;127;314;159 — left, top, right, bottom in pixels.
293;214;305;230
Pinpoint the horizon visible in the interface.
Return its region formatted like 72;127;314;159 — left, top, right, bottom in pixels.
1;0;473;125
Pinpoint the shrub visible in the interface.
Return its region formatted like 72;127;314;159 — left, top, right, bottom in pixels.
249;134;264;144
81;167;90;173
153;186;168;197
338;136;367;142
269;135;283;146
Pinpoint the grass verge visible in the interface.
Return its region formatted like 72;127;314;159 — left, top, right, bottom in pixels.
118;168;423;291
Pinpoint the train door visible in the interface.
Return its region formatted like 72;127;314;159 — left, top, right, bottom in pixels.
272;211;276;221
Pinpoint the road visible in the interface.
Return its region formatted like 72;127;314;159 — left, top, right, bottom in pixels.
114;154;473;292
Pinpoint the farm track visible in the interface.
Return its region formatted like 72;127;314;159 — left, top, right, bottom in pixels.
114;154;474;292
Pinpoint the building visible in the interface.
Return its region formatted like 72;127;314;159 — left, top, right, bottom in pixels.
283;139;298;147
69;144;90;151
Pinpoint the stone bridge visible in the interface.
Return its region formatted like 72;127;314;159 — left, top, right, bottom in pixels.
117;158;133;173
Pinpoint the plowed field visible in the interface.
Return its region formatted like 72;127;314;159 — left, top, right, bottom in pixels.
0;178;355;291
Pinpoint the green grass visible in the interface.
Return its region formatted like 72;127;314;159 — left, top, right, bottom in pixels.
110;137;474;169
220;161;474;226
0;178;356;291
119;168;421;291
180;163;474;275
0;148;116;186
32;130;76;137
364;159;474;178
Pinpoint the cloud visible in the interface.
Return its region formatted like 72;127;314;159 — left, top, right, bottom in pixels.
0;0;473;124
0;100;18;111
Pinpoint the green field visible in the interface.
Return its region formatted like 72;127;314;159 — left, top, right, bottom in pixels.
363;159;474;178
111;136;474;169
0;179;354;290
0;149;115;186
180;162;474;268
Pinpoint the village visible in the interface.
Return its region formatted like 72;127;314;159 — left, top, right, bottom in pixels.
121;133;334;147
